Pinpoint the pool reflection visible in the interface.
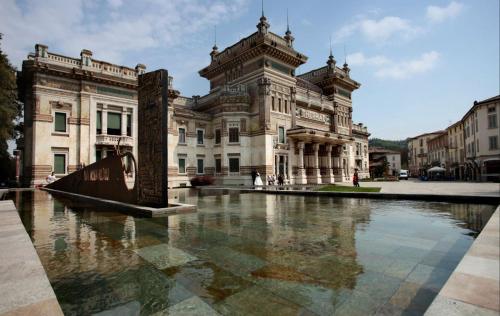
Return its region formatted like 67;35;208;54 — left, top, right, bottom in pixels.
10;189;495;315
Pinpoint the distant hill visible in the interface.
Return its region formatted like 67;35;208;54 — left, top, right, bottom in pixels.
369;138;408;169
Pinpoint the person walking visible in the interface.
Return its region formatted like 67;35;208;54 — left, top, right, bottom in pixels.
251;169;257;186
353;170;360;187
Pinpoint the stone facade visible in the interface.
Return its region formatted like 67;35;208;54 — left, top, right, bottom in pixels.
463;96;500;181
446;121;465;180
427;131;448;169
19;13;370;187
407;131;445;177
407;95;499;181
18;44;144;186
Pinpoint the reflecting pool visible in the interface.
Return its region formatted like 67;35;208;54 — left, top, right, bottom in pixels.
10;190;496;316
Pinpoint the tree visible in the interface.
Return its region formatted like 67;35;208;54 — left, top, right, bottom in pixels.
0;33;22;181
373;157;390;178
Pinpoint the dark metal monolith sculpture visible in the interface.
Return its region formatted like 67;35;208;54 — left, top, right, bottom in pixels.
46;69;170;208
137;69;169;207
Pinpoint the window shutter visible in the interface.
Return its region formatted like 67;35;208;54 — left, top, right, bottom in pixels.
55;113;66;132
107;112;121;129
54;154;66;174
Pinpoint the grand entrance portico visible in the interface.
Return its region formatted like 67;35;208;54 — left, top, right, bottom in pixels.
288;127;352;185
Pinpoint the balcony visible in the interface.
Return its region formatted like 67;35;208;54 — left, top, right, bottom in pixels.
96;135;134;147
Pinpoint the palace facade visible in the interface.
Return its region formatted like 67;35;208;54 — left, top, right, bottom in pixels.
18;13;370;187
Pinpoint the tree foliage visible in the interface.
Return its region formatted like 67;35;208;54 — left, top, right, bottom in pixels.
0;33;22;181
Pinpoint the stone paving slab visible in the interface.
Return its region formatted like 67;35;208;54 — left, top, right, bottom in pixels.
425;205;500;315
360;180;500;197
0;200;63;316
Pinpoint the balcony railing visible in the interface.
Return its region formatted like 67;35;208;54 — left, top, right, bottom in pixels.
95;135;134;147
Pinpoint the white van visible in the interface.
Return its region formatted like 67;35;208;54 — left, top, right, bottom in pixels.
399;170;409;180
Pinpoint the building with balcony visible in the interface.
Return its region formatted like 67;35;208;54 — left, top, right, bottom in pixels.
427;131;448;169
446;120;465;180
17;44;147;185
463;95;500;181
407;131;444;177
18;12;370;187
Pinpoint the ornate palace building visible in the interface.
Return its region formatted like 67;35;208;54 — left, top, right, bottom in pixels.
18;12;370;187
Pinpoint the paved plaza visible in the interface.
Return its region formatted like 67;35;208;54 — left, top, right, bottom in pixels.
360;179;500;197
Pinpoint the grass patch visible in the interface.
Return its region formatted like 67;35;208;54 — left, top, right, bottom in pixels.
316;185;381;192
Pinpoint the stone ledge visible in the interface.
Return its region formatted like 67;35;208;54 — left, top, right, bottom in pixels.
42;188;197;217
207;187;500;205
0;200;64;316
425;205;500;315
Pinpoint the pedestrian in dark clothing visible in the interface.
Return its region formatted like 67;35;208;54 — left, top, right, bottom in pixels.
278;174;284;186
251;169;257;185
353;170;360;187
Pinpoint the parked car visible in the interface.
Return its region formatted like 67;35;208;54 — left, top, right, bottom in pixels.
399;170;409;180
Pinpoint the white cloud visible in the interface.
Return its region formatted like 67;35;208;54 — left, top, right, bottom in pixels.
426;1;463;23
301;19;312;26
347;52;390;66
375;51;440;79
107;0;123;8
334;16;421;43
0;0;249;68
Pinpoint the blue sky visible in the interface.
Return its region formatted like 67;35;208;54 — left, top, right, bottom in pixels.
1;0;498;140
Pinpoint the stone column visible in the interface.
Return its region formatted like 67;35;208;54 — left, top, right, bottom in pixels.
333;145;343;183
348;107;353;136
332;102;338;133
296;141;307;184
102;105;108;135
310;143;322;184
290;87;297;128
121;109;127;136
322;144;334;184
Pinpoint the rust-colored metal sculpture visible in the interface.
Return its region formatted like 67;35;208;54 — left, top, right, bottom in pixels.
46;152;137;204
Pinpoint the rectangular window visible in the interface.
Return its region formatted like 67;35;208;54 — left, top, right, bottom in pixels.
197;130;204;145
490;136;498;150
271;96;275;111
107;112;121;135
488;114;497;129
215;158;222;174
54;153;66;174
488;107;496;113
178;158;186;174
197;159;204;174
278;98;282;112
127;114;132;136
178;128;186;144
96;150;102;161
284;100;288;114
278;126;285;144
229;127;239;143
229;157;240;173
96;111;102;134
54;112;67;132
215;129;221;144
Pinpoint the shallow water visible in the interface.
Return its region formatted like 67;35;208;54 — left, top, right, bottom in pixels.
10;189;495;315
